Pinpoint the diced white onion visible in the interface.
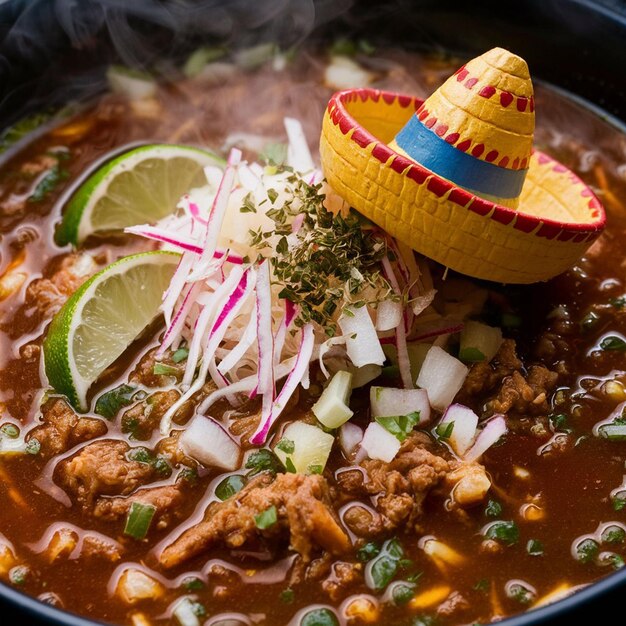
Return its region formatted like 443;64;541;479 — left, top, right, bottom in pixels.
274;422;334;474
338;306;385;368
416;346;468;411
464;415;507;463
439;404;479;456
375;299;403;332
370;387;431;424
339;422;363;457
361;422;401;463
179;416;241;470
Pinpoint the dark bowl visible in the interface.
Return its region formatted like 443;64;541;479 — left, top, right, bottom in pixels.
1;0;626;624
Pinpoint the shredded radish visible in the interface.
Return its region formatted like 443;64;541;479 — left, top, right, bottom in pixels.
284;117;314;174
338;305;385;368
464;415;507;462
217;303;257;374
413;323;464;342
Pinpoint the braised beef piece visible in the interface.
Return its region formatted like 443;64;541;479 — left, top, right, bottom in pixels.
159;472;351;569
25;253;98;318
457;339;558;418
29;398;108;459
94;483;187;529
120;389;184;439
57;440;157;508
338;432;455;538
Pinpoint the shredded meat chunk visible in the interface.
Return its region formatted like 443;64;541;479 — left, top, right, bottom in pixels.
338;432;454;537
25;253;97;317
120;390;186;439
57;440;156;508
94;483;187;530
486;366;558;416
159;472;350;569
30;398;107;459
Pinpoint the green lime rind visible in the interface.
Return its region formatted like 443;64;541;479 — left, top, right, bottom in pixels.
43;251;180;411
56;144;225;246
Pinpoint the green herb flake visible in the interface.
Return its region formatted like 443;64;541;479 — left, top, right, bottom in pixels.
307;464;323;475
285;457;297;474
575;538;600;563
527;539;544;556
435;421;454;440
300;607;339;626
28;163;69;203
178;467;198;485
127;447;153;464
601;525;626;544
240;192;258;214
375;412;420;442
181;576;204;591
95;384;137;420
25;438;40;455
259;142;288;166
549;413;572;433
276;438;295;454
392;582;415;606
606;553;625;570
506;582;534;605
600;336;626;351
124;502;156;540
245;448;284;477
172;347;189;363
280;587;295;604
501;313;522;329
152;362;180;377
369;554;399;591
484;520;519;546
357;542;381;562
0;423;19;439
153;456;172;478
485;499;502;518
267;188;279;203
9;565;28;586
190;600;206;617
215;474;246;501
254;505;278;530
459;347;486;363
611;296;626;309
473;578;489;592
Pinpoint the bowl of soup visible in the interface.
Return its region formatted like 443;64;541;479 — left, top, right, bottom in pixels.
2;1;626;625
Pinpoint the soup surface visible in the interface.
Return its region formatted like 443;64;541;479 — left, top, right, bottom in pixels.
1;46;626;626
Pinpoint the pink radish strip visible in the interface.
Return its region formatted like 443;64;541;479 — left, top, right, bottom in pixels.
161;252;195;327
255;261;276;434
251;323;315;445
158;282;200;357
273;299;298;368
125;225;203;254
413;323;464;342
189;148;242;280
464;415;507;463
217;302;258;375
382;256;413;389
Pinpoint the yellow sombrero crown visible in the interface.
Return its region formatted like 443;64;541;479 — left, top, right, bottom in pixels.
319;47;605;284
389;47;534;209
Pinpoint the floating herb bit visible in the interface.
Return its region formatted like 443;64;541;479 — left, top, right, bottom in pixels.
612;493;626;511
300;607;339;626
506;581;535;605
485;499;503;518
95;384;137;420
435;421;454;440
124;502;156;540
0;423;19;439
526;539;544;556
245;449;284;477
181;576;204;591
375;412;420;442
574;537;600;563
484;521;519;546
172;347;189;363
276;438;295;454
600;335;626;351
215;474;245;501
391;582;415;605
473;578;489;592
365;538;404;590
25;438;40;455
601;525;626;544
280;587;295;604
357;542;381;562
9;565;29;586
254;505;278;530
152;362;180;377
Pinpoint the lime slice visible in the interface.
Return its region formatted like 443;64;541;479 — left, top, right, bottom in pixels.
57;144;224;245
43;251;179;410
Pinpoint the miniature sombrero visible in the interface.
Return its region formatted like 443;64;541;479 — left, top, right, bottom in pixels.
319;47;605;284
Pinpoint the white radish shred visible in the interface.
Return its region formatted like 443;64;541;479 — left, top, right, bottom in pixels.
179;416;241;470
361;422;401;463
464;415;507;463
284;117;314;174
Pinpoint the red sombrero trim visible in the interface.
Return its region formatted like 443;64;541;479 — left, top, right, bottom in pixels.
327;88;606;243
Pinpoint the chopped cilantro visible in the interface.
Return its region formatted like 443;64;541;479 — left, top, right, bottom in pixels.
575;538;599;563
95;384;137;420
357;542;381;562
435;421;454;440
473;578;489;592
459;347;486;363
601;525;626;544
484;520;519;546
181;576;204;591
375;412;420;442
506;582;534;605
127;447;152;464
365;538;404;591
613;493;626;511
526;539;544;556
605;553;625;570
9;565;28;586
549;413;572;433
300;608;339;626
307;464;323;475
280;587;295;603
392;582;415;606
245;448;284;476
485;499;502;518
28;162;69;202
276;438;295;454
285;457;297;474
254;505;278;530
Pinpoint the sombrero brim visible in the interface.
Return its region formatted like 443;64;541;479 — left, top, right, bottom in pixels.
319;88;605;284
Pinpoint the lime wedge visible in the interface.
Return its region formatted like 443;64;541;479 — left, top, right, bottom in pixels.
57;144;224;245
43;251;179;410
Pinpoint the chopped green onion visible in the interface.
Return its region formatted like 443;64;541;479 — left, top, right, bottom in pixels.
0;423;19;439
365;538;404;590
598;423;626;440
285;457;297;473
254;505;278;530
600;336;626;351
458;347;486;363
276;438;295;454
245;449;284;477
95;384;137;420
124;502;156;540
307;464;323;475
127;447;152;464
172;347;189;363
506;581;535;605
215;475;245;501
435;421;454;440
375;411;420;442
153;362;180;376
181;576;204;591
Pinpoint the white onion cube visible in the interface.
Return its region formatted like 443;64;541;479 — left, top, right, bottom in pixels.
416;346;468;411
361;422;401;463
180;416;241;471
